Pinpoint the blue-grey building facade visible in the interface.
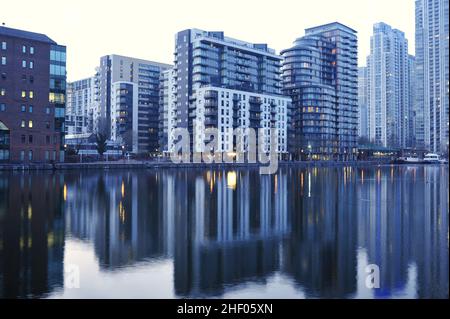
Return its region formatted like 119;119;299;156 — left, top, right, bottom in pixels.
281;22;358;160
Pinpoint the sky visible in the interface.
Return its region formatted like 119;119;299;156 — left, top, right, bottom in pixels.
2;0;416;81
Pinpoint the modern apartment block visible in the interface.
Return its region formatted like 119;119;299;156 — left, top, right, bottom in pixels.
358;66;369;139
281;22;358;160
65;77;97;135
169;29;290;157
110;81;138;152
415;0;449;154
0;26;66;163
366;22;413;148
158;68;176;154
96;55;171;154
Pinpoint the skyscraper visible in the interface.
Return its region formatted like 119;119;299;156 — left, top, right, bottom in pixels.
358;66;369;140
281;22;358;160
0;26;66;163
169;29;290;157
366;22;412;148
415;0;449;154
96;55;171;154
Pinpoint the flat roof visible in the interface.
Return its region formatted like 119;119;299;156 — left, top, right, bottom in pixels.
305;22;357;34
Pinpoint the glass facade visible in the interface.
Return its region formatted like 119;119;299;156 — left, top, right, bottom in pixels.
50;44;67;159
282;23;358;160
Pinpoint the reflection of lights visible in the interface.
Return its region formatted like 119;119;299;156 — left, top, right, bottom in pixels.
119;201;126;223
63;184;67;201
308;171;311;197
274;175;278;194
361;169;364;184
121;181;125;198
377;169;381;183
227;171;237;190
28;204;32;220
300;172;304;192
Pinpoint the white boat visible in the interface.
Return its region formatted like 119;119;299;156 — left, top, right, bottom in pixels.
404;156;421;163
423;153;440;164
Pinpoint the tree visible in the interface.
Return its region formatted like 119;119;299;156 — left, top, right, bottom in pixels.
95;132;108;158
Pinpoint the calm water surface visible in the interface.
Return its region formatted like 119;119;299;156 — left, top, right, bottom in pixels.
0;165;448;299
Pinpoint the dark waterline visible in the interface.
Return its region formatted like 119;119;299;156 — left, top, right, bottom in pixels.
0;165;448;299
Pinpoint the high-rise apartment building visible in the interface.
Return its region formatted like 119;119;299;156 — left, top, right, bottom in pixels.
65;77;97;135
169;29;290;157
366;22;412;148
96;55;171;154
158;68;176;154
358;66;369;139
281;22;358;160
415;0;449;154
0;26;66;163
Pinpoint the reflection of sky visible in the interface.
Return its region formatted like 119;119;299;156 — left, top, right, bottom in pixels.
48;240;174;299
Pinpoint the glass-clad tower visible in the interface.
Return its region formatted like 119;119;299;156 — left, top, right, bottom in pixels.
282;22;358;160
415;0;449;154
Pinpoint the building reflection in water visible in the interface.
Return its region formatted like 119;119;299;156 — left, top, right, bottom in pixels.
0;172;65;298
0;166;448;298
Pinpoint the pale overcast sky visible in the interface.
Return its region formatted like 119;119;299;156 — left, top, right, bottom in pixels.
2;0;415;81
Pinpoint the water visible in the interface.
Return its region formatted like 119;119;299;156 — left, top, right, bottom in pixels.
0;165;448;299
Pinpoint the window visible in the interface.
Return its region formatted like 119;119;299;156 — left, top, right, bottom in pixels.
0;103;5;111
0;88;5;96
21;105;26;112
21;120;26;128
29;61;33;69
22;60;26;68
46;136;50;144
1;57;5;65
21;91;26;98
22;45;26;53
28;150;33;161
30;47;34;54
29;105;33;113
28;135;33;144
29;91;33;99
1;42;6;50
45;122;50;129
45;107;51;114
21;135;26;143
28;120;33;128
20;151;25;161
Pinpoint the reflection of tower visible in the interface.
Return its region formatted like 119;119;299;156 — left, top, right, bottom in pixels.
173;170;290;297
412;167;449;298
0;173;65;298
65;171;169;270
282;168;358;298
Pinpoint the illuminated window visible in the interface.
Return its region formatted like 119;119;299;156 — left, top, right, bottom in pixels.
0;88;5;96
28;120;33;128
21;91;26;98
29;91;33;99
21;120;26;128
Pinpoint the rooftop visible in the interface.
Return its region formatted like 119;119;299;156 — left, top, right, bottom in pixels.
305;22;357;35
0;26;56;44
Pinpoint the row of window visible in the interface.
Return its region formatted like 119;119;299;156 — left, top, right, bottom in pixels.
0;89;34;98
20;134;58;144
0;42;34;54
0;103;52;114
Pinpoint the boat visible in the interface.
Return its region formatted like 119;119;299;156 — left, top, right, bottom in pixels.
392;156;422;164
423;153;441;164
